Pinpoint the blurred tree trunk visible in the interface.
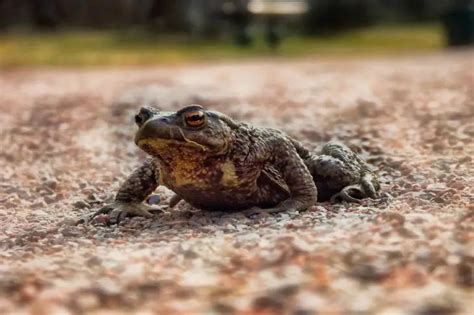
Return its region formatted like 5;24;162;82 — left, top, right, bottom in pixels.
305;0;375;35
148;0;186;31
30;0;58;29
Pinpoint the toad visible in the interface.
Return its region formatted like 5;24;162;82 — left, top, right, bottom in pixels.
91;104;379;223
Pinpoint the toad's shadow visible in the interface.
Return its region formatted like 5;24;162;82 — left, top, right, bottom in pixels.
86;191;394;237
3;194;393;250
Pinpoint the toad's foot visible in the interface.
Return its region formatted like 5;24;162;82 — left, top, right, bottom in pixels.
84;201;163;225
330;184;364;203
330;175;379;203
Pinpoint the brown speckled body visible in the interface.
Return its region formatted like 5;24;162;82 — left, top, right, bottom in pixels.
151;125;299;211
98;104;379;221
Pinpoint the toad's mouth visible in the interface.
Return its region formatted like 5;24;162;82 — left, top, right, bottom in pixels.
137;137;208;153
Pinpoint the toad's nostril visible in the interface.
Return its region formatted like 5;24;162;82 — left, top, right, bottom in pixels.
135;114;143;126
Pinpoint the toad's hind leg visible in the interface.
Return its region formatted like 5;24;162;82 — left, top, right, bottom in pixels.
297;142;380;202
329;173;378;203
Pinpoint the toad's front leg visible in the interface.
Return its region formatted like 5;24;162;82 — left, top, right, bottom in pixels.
86;159;161;224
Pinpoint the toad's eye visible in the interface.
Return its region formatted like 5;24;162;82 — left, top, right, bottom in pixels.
184;110;206;127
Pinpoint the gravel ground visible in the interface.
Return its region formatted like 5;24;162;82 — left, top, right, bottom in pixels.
0;52;473;314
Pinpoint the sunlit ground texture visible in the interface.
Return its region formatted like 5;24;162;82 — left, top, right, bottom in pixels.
0;50;473;314
0;24;443;67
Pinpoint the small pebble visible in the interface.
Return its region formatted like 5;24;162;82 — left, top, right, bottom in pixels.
147;194;161;205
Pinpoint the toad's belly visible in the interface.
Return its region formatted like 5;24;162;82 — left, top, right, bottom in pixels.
161;172;289;211
158;160;287;210
162;173;260;210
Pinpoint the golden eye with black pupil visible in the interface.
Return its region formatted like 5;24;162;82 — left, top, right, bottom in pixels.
184;110;205;127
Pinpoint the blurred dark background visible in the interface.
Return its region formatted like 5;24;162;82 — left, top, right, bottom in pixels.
1;0;472;36
0;0;472;67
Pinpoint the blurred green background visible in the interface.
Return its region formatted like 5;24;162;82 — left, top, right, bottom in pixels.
0;0;472;67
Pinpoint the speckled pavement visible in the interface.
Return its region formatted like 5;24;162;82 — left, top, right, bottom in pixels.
1;52;473;314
